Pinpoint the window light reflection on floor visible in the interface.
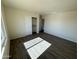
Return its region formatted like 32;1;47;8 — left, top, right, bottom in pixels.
24;37;51;59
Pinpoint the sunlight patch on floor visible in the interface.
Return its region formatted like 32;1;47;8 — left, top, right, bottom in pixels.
24;37;51;59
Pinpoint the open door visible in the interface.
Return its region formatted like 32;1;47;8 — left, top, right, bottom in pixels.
39;15;44;33
32;17;37;34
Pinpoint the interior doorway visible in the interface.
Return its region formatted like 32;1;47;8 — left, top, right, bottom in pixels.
32;17;37;34
40;19;44;32
39;15;44;33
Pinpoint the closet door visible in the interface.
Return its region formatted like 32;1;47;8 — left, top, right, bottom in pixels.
24;16;32;35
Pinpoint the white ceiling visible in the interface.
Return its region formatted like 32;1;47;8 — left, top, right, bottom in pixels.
2;0;77;14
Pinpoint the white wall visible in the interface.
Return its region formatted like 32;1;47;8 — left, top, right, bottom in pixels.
2;5;10;59
44;11;77;42
4;7;40;39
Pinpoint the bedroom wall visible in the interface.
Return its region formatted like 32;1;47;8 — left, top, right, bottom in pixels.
4;6;40;39
44;11;77;42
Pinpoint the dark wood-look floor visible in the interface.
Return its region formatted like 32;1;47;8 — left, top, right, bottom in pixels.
9;33;77;59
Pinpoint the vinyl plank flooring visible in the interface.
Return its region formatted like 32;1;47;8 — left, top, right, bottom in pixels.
9;33;77;59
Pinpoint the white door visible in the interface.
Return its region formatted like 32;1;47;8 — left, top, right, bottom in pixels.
24;16;32;35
